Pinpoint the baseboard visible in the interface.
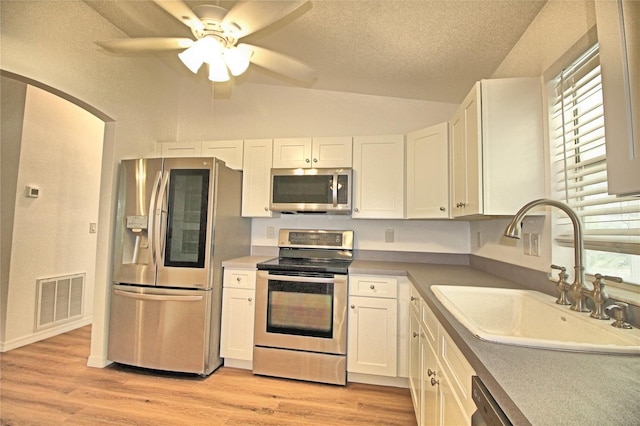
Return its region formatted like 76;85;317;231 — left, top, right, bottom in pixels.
223;358;252;370
0;317;92;353
87;355;113;368
347;372;409;388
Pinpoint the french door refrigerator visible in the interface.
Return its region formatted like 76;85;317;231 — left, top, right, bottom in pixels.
108;157;250;376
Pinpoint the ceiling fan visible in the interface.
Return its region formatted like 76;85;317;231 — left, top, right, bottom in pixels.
96;0;316;84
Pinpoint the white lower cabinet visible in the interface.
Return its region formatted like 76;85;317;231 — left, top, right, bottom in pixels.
409;284;475;426
220;268;257;367
347;275;398;376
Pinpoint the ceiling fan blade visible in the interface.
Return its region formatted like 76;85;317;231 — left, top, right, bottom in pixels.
241;43;316;83
96;38;194;53
223;1;309;39
152;0;204;33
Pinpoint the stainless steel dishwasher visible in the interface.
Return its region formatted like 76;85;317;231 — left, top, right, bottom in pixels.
471;376;512;426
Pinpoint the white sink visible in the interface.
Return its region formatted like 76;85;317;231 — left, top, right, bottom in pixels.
430;285;640;354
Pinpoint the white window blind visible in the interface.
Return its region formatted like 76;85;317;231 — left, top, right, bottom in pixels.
549;44;640;260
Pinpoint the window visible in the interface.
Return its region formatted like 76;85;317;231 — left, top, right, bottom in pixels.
548;43;640;286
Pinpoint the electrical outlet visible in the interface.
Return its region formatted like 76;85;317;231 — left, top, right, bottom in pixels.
385;228;394;243
531;233;541;257
266;226;275;239
523;233;532;255
476;231;483;248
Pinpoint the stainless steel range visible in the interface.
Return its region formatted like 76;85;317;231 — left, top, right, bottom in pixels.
253;229;353;385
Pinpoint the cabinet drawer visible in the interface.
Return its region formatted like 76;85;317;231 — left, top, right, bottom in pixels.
349;275;398;298
439;326;476;417
223;269;257;290
420;301;438;348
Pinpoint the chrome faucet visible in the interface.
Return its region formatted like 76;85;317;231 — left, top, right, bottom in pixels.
504;199;590;312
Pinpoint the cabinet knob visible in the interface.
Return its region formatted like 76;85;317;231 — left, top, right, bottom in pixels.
248;297;252;302
412;332;419;338
350;304;356;309
354;207;359;212
264;207;269;211
313;158;318;163
306;158;310;163
410;296;416;302
236;277;241;282
370;284;375;290
431;377;440;386
440;206;446;212
428;369;436;377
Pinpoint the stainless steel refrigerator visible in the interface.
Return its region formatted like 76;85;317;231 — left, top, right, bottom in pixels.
108;157;250;376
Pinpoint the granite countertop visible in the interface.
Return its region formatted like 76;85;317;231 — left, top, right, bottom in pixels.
350;260;640;426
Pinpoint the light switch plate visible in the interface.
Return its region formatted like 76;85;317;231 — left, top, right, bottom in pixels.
385;228;394;243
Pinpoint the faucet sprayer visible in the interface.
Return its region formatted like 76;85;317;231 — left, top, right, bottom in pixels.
504;198;589;312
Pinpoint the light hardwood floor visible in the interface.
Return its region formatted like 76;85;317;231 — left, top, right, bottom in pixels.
0;326;417;425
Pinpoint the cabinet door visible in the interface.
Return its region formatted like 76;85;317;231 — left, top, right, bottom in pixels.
450;83;482;217
220;288;255;361
347;296;398;376
272;138;312;168
201;140;243;170
406;123;450;218
422;337;439;426
438;370;470;426
596;0;640;196
158;141;202;158
409;311;423;424
352;135;405;218
312;136;353;168
242;139;274;217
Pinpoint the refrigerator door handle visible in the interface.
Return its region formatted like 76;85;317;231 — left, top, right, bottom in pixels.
155;170;170;267
148;170;163;267
113;289;203;302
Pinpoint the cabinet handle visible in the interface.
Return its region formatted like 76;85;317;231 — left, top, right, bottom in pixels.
456;202;467;208
431;377;439;386
428;369;436;377
410;296;416;301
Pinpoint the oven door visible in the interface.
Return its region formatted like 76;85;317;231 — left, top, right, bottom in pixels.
254;270;347;355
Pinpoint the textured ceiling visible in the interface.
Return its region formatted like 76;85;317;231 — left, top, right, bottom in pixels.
84;0;547;103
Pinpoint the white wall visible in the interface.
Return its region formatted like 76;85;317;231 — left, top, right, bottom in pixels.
2;86;104;350
471;0;598;275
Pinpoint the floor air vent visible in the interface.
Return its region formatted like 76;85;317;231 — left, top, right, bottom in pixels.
36;273;85;330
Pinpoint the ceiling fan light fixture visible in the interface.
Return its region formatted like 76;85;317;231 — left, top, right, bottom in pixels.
208;54;230;82
178;36;223;73
223;46;251;76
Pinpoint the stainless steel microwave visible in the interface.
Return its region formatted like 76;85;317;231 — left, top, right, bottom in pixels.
270;168;352;214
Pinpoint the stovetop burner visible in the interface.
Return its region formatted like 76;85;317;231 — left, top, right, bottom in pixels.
257;229;354;275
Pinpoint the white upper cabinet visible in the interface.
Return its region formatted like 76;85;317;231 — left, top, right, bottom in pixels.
596;0;640;196
353;135;405;219
406;123;450;219
201;140;243;170
242;139;274;217
450;78;545;218
157;141;202;158
272;137;353;168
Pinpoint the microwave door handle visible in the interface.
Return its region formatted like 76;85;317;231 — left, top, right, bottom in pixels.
332;172;338;207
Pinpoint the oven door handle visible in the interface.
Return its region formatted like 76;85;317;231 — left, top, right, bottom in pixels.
264;274;342;284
